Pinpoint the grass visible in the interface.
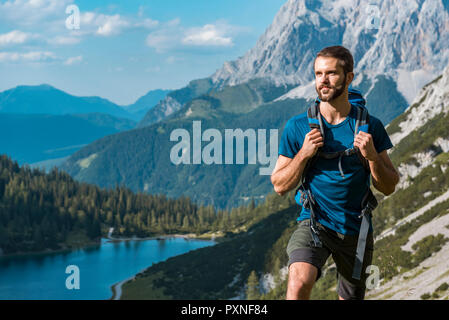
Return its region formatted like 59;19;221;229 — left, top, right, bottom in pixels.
121;271;172;300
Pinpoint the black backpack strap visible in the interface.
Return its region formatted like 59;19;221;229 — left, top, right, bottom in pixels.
352;106;377;280
307;101;325;138
354;106;370;172
354;105;369;138
352;188;378;280
294;102;325;248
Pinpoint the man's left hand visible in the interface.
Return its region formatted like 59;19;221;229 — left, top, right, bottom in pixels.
354;131;378;162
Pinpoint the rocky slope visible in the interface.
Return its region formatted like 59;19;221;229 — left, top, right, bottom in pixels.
212;0;449;104
117;63;449;300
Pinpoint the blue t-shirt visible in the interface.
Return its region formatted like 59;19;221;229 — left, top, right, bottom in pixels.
278;103;393;235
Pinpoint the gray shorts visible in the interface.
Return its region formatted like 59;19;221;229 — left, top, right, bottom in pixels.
286;219;374;300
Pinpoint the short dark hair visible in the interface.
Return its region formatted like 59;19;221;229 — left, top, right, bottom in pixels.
314;46;354;75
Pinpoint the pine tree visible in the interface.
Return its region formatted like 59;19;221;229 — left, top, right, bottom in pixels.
273;258;282;288
246;270;260;300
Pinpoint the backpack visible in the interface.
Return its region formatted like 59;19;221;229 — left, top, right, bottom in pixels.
296;88;378;280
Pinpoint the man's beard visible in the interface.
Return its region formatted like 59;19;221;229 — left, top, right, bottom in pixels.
316;73;346;102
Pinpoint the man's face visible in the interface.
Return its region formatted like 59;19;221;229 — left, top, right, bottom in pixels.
314;56;349;102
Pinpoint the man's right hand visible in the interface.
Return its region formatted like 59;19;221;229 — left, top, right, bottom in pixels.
301;129;324;160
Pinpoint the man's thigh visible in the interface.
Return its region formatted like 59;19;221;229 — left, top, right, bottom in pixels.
286;219;331;280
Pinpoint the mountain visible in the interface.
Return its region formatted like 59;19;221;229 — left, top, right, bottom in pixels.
0;84;135;120
0;113;136;165
61;79;299;209
125;89;171;121
61;0;448;209
118;64;449;300
138;0;449;128
137;78;214;128
212;0;449;103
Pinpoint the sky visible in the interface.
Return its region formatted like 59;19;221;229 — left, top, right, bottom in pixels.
0;0;286;105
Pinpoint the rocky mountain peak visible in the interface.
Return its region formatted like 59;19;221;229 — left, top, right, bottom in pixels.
211;0;449;104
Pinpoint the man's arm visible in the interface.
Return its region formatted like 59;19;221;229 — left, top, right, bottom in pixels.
270;153;308;196
354;131;400;196
369;150;400;196
271;129;323;196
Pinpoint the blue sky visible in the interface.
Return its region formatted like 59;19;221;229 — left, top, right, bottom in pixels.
0;0;286;105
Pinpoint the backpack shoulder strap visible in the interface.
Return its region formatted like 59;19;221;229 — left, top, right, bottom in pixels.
354;105;369;138
353;105;371;172
298;102;323;189
307;102;325;138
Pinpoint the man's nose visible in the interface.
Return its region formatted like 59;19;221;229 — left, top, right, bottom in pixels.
318;74;329;83
320;77;330;84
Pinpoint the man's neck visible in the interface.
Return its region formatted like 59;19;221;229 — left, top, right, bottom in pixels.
319;91;351;125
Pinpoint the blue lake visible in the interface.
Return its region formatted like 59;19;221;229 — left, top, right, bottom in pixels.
0;237;215;300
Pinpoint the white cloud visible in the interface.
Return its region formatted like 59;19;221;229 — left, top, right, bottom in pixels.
145;31;177;53
0;0;72;27
166;18;181;27
80;11;96;26
79;11;157;37
0;30;30;46
146;20;238;52
63;55;82;65
77;12;130;37
135;18;159;29
0;50;57;63
95;14;129;37
182;24;233;47
48;35;81;45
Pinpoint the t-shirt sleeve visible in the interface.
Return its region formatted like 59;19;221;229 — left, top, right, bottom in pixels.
278;119;301;159
369;116;393;153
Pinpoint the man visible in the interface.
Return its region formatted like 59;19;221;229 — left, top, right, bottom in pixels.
270;46;400;300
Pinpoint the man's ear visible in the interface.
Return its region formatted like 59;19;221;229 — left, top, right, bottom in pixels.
346;72;354;86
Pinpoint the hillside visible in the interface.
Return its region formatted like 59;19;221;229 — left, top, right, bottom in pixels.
0;154;280;256
119;191;296;300
61;80;302;209
117;64;449;300
0;84;134;120
124;89;171;120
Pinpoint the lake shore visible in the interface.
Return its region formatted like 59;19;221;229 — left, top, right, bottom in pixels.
0;231;223;258
107;232;222;300
0;234;216;300
0;239;102;259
